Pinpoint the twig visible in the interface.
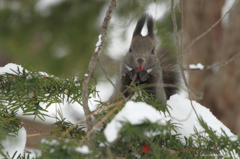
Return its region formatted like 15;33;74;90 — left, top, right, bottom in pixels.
172;0;202;99
21;122;75;140
165;144;220;155
183;0;238;54
174;146;220;154
179;0;201;120
80;101;123;145
97;58;127;102
171;0;180;52
175;0;182;14
63;111;95;138
138;83;200;100
27;134;41;137
63;75;136;138
171;0;200;120
180;0;183;54
188;52;240;71
95;75;136;114
81;0;117;145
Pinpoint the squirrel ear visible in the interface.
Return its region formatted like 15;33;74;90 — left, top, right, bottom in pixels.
133;14;147;37
147;15;154;38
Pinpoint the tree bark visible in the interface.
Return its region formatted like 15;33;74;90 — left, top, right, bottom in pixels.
183;0;224;91
183;0;240;135
202;0;240;136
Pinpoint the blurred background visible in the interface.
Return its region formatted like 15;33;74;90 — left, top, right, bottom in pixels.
1;0;240;154
0;0;177;79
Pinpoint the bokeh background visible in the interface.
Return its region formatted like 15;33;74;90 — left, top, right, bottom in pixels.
0;0;177;78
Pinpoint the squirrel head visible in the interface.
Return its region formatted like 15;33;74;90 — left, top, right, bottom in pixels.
124;14;159;74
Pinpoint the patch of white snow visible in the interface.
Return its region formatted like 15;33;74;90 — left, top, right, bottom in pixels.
189;63;204;70
75;145;92;154
104;101;166;143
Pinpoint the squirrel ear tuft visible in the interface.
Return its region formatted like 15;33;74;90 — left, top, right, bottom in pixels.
133;14;154;38
147;15;154;37
133;14;147;37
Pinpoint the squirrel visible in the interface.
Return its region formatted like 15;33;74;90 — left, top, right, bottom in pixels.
110;14;180;104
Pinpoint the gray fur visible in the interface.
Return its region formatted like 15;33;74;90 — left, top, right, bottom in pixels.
110;14;180;104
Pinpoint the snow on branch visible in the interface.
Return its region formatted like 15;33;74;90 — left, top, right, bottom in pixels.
188;52;240;71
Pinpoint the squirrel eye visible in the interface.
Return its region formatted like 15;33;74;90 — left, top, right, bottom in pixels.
151;49;154;54
129;48;132;52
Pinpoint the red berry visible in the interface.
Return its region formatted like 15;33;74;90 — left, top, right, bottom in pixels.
142;144;149;153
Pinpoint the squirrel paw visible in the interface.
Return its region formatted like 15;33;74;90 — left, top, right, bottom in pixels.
138;70;149;82
129;69;137;80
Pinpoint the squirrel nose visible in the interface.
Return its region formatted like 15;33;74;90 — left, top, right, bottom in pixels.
137;58;144;64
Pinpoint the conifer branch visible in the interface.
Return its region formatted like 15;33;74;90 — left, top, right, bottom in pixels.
21;122;76;140
80;101;123;145
64;92;83;106
63;75;136;138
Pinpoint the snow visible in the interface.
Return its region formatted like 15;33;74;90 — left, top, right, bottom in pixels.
167;94;236;141
222;0;235;27
147;2;168;20
35;0;63;17
95;34;102;52
0;63;25;75
99;142;105;147
106;2;168;61
0;63;99;124
75;145;92;154
0;127;27;158
189;63;204;70
23;148;41;158
104;94;237;143
0;63;113;157
1;63;238;157
104;101;167;143
50;148;55;153
41;139;60;146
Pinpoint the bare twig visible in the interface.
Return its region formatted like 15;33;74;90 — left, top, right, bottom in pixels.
166;147;220;155
63;111;97;138
97;58;127;102
188;52;240;71
21;122;75;140
175;0;182;13
138;83;200;100
171;0;202;99
81;0;117;145
63;75;136;138
81;101;123;145
171;0;200;120
107;145;113;159
171;0;180;52
183;0;238;53
27;134;41;137
180;0;183;53
95;75;136;114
